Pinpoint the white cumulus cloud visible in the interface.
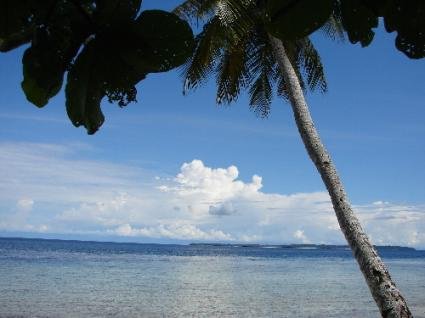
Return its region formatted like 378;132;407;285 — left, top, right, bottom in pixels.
293;230;310;244
112;223;233;241
1;143;425;248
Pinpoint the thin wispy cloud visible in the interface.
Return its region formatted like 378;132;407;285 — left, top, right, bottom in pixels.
0;142;148;203
0;113;67;124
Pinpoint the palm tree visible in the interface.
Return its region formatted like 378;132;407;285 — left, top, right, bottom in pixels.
173;0;412;317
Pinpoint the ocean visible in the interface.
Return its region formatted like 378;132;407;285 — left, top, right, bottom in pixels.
0;237;424;318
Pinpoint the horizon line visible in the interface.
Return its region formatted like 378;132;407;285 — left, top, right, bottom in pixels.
0;235;419;251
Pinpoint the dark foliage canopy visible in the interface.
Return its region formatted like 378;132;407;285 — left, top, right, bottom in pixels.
0;0;423;134
0;0;195;134
266;0;425;59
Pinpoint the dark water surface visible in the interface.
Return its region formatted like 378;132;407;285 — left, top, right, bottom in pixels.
1;237;424;317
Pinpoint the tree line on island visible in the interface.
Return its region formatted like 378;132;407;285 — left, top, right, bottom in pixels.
1;1;424;317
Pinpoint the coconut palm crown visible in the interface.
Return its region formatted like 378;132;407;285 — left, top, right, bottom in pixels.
173;0;343;117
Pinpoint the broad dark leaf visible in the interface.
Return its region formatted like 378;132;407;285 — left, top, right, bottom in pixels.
0;0;58;52
95;38;146;107
65;35;146;134
266;0;333;41
120;10;195;73
94;0;142;26
0;0;32;38
22;44;62;107
384;0;425;59
21;0;91;107
336;0;424;57
339;0;378;47
0;29;33;52
65;42;105;135
21;26;83;107
64;9;194;134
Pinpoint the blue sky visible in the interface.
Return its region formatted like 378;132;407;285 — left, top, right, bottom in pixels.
0;1;424;247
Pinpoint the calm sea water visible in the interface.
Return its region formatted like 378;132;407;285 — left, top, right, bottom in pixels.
0;237;424;318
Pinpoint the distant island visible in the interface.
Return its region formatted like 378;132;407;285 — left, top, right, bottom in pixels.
189;243;417;251
0;236;417;251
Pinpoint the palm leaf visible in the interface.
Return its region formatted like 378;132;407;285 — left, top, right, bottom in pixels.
246;32;275;117
249;69;273;117
216;36;248;104
298;38;327;93
180;17;225;93
173;0;217;22
320;14;345;42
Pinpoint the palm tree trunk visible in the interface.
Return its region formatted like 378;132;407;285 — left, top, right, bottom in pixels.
268;34;412;318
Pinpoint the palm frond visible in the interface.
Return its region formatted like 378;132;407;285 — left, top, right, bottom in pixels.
320;14;345;42
246;33;275;117
216;37;248;104
180;17;226;93
275;75;289;101
214;0;256;38
297;38;327;93
174;0;257;39
249;70;273;118
173;0;218;22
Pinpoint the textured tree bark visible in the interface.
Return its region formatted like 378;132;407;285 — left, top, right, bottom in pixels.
268;34;412;318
